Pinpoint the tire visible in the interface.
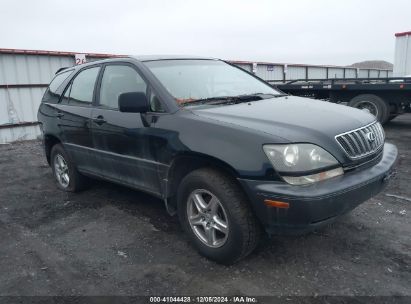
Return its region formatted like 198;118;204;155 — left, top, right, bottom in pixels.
50;143;88;192
348;94;389;124
388;114;398;122
177;167;260;264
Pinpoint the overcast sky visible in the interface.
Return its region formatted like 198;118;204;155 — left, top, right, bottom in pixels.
1;0;410;66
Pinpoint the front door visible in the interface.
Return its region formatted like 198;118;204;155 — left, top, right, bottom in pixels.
90;64;162;195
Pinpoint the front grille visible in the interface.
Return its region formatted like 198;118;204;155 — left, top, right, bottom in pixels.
335;122;385;159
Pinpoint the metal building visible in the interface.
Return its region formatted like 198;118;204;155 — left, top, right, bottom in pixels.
0;49;114;143
0;48;393;144
393;31;411;76
231;61;392;82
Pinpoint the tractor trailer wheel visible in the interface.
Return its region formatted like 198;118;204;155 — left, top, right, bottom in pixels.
348;94;390;124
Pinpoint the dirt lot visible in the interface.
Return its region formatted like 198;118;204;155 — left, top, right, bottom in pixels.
0;115;410;298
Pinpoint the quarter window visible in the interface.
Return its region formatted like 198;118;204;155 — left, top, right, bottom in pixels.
149;92;165;112
99;65;147;109
49;70;73;94
66;67;100;106
42;69;73;103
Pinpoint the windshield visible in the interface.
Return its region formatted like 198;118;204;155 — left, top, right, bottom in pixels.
144;59;281;106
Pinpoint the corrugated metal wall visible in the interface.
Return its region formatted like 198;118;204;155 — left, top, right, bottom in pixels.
0;54;74;84
0;124;42;143
307;67;327;79
328;68;344;78
255;64;283;81
0;49;394;143
0;86;45;125
358;69;369;78
394;32;411;76
233;62;252;72
286;66;305;80
0;50;112;143
345;69;357;78
232;61;392;82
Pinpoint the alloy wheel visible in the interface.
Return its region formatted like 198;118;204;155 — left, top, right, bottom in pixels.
54;154;70;188
186;189;229;248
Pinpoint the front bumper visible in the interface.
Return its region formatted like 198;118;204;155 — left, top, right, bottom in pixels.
238;143;398;235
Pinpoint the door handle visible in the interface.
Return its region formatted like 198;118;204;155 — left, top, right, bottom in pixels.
92;115;106;125
56;112;64;118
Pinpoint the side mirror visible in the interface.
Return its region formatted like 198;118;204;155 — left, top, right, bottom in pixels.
118;92;149;113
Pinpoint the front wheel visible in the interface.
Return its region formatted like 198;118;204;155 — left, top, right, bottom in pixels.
177;168;260;264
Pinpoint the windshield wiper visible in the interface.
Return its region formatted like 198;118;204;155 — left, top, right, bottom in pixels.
180;96;235;106
181;93;287;107
207;93;280;105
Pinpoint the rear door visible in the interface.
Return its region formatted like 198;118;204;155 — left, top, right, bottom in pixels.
55;65;101;172
90;63;163;195
38;69;74;139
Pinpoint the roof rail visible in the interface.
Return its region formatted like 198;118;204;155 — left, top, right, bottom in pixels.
55;67;69;74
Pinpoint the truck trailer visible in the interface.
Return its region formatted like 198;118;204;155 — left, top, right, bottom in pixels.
274;32;411;124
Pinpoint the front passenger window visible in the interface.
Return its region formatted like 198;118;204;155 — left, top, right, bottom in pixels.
99;65;147;109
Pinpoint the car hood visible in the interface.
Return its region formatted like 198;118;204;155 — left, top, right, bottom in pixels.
190;95;376;144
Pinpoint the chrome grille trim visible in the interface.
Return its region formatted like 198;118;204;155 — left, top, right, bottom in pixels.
335;121;385;159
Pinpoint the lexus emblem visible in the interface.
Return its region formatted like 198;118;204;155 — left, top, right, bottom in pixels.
366;131;376;142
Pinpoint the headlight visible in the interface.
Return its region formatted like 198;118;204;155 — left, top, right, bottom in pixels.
263;144;343;185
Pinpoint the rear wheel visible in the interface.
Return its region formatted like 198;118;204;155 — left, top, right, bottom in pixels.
177;168;260;264
348;94;389;124
50;144;88;192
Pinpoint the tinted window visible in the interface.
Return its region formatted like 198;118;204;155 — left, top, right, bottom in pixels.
99;65;147;109
60;81;72;105
42;70;73;103
49;70;73;93
149;92;165;112
68;67;100;106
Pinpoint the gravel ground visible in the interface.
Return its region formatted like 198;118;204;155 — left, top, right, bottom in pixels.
0;115;410;298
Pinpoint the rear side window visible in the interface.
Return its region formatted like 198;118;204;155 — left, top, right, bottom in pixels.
49;70;73;93
42;70;73;103
99;65;147;109
64;67;100;106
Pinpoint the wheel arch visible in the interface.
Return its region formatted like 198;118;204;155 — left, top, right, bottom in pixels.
165;152;241;201
44;134;62;164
